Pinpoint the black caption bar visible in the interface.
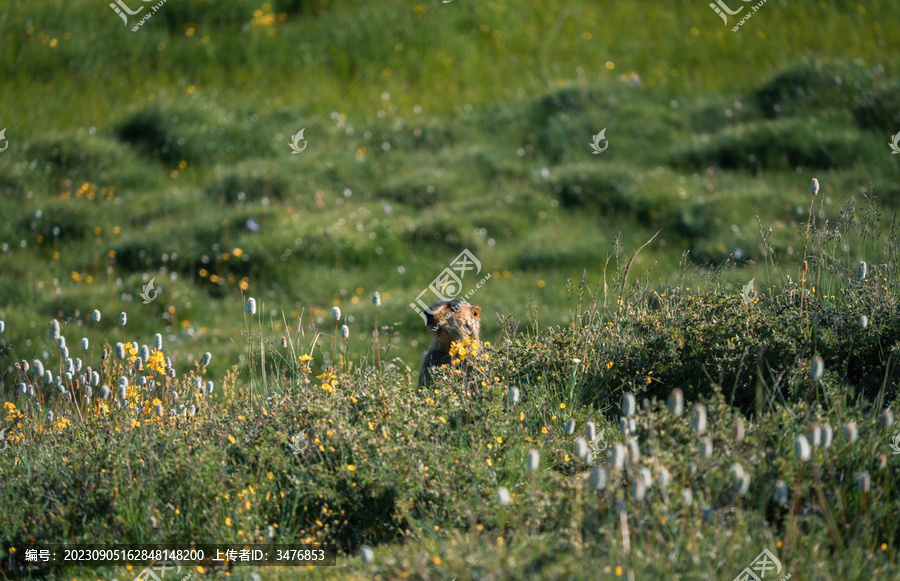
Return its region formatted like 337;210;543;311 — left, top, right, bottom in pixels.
6;544;336;568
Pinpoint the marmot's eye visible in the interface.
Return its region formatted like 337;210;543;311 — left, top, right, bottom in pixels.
450;304;461;312
430;325;440;332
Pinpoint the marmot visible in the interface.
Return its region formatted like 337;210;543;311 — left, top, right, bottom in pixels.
417;299;482;389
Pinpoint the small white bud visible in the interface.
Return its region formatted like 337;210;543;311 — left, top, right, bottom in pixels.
632;471;648;501
809;355;824;381
332;306;341;321
92;309;101;322
730;462;745;484
626;437;639;465
526;449;539;471
508;387;520;405
808;423;822;448
609;443;627;471
496;486;511;506
246;298;257;315
692;404;707;435
844;421;858;444
119;312;127;326
622;392;636;417
360;545;375;564
590;466;607;491
821;423;833;449
585;421;596;443
794;435;811;461
858;315;868;329
657;467;671;491
573;437;588;460
564;418;575;435
372;292;381;306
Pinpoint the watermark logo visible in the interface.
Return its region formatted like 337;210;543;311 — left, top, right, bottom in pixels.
710;0;746;24
712;0;768;32
110;0;147;25
589;129;609;154
140;278;159;304
890;433;900;455
133;559;190;581
889;131;900;155
409;249;491;323
288;431;309;455
589;429;608;459
111;0;169;32
741;278;757;305
289;129;308;154
733;548;789;581
0;127;8;153
0;428;8;453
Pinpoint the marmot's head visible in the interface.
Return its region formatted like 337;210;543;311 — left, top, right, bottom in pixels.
424;299;481;349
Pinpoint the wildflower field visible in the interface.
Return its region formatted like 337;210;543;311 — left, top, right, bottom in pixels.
1;0;900;579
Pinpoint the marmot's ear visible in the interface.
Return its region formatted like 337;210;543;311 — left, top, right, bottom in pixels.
472;306;481;318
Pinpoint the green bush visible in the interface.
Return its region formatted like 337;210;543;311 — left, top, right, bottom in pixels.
668;119;880;171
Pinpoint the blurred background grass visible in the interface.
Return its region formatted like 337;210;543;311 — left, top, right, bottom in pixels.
1;0;899;381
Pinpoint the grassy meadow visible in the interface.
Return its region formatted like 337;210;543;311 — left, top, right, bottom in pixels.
1;0;900;578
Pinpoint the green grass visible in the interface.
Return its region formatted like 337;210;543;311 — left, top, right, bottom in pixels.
1;0;900;578
2;198;900;578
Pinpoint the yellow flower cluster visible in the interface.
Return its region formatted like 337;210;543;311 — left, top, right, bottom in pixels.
449;337;480;365
317;369;336;393
146;349;167;374
57;182;115;201
3;402;24;423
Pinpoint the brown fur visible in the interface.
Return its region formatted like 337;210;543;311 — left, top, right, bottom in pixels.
417;299;482;389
